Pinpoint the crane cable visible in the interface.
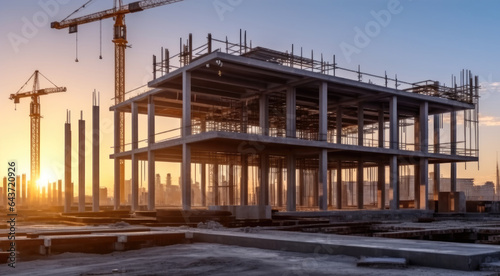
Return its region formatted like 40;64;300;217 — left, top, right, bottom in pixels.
75;31;79;62
61;0;95;21
99;19;103;59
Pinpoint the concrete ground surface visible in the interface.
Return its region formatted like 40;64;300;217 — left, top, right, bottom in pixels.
6;243;497;276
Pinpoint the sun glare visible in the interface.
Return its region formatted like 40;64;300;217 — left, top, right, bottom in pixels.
36;171;55;191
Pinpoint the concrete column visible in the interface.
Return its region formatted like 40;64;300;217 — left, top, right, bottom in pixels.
182;70;192;137
213;162;219;205
433;114;440;200
419;158;429;210
286;87;296;138
259;154;269;206
319;82;328;141
286;154;296;211
299;167;304;206
64;119;72;213
241;105;248;134
240;155;248;206
114;109;121;210
131;155;139;211
313;170;319;206
58;179;62;206
377;163;385;209
389;96;398;150
181;143;191;210
47;181;52;205
42;186;45;205
147;154;155;211
336;106;342;144
357;161;364;209
259;94;269;136
328;169;333;207
132;102;138;150
389;96;398;210
336;161;342;209
16;176;20;206
229;163;234;205
277;160;283;207
2;177;5;207
78;114;85;212
450;110;457;192
414;114;421;208
201;163;207;206
390;156;399;210
378;108;385;148
419;102;429;209
92;99;100;212
131;102;139;212
319;149;328;210
21;174;26;205
358;103;364;146
147;96;155;211
52;182;56;205
420;102;429;153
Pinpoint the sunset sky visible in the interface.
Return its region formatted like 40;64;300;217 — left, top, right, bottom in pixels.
1;0;500;196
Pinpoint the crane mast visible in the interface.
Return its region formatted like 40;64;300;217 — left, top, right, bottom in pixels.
51;0;183;203
10;70;67;201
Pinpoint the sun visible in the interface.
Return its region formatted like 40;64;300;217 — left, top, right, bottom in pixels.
36;171;56;191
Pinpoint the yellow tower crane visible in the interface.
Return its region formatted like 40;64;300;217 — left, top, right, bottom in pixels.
51;0;184;202
9;70;67;200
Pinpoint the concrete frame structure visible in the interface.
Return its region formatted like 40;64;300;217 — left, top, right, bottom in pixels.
110;39;478;212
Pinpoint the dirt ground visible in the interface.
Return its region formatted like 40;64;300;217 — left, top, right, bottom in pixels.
6;243;496;276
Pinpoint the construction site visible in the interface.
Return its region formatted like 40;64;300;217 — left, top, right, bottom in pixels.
4;0;500;275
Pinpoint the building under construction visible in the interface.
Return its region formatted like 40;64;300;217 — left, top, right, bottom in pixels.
110;33;479;212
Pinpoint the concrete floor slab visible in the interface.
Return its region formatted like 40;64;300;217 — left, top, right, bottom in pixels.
191;229;500;271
